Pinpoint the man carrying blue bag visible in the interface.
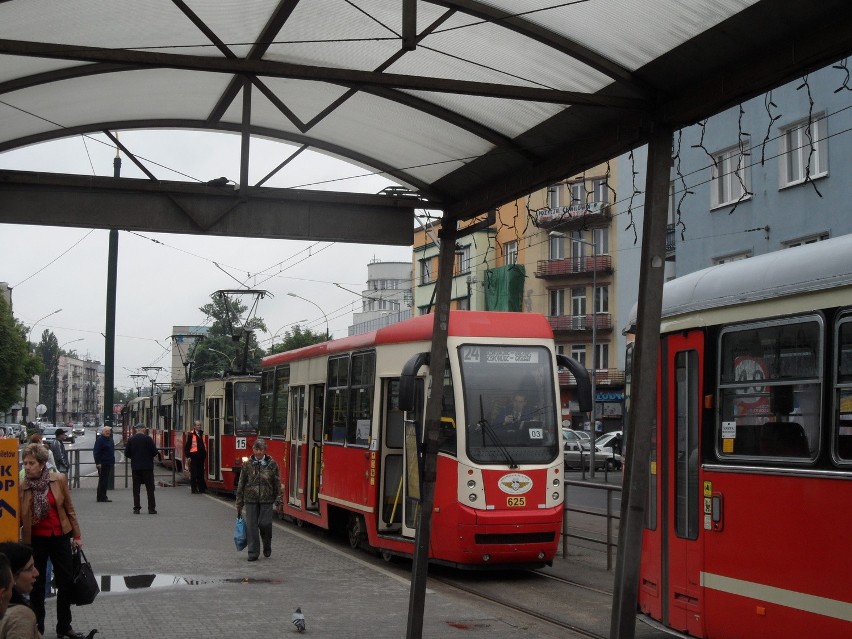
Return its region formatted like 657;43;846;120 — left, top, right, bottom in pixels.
234;516;247;551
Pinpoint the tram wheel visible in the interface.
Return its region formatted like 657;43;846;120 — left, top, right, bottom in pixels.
347;513;366;549
380;550;397;563
295;517;306;528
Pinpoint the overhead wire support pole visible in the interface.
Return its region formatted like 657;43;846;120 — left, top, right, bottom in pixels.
610;122;673;639
406;217;458;639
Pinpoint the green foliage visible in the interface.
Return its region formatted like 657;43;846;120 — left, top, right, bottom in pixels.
192;292;268;380
267;325;328;356
112;388;131;404
0;296;42;413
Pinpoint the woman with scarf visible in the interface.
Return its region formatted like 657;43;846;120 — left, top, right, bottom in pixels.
19;443;90;639
235;439;280;561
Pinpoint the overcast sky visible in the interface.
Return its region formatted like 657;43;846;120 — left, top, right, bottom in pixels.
0;130;415;391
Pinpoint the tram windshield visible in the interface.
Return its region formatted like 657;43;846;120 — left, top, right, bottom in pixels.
459;344;559;465
231;381;260;436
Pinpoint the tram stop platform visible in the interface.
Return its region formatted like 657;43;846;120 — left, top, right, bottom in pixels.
43;470;670;639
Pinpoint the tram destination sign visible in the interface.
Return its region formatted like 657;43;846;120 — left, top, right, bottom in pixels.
461;346;540;364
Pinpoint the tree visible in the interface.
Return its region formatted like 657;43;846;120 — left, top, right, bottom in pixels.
267;325;327;356
0;296;42;414
35;330;59;407
193;293;268;380
113;388;131;404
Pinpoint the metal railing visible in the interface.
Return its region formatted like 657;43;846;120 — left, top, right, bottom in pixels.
65;446;178;489
562;478;622;570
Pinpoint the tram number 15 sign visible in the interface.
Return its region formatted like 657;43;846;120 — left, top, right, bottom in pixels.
0;439;19;542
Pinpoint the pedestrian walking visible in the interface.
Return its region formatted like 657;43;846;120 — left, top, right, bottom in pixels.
49;429;69;475
19;443;92;638
184;421;207;494
124;423;159;514
235;439;280;561
92;426;115;502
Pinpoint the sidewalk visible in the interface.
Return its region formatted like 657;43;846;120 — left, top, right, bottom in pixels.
39;481;666;639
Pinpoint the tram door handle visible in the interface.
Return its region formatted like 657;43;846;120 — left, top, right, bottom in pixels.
711;493;724;531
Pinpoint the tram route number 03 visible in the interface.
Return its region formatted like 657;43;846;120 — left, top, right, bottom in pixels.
507;496;526;507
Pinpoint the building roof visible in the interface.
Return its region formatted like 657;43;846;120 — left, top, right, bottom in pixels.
2;1;852;238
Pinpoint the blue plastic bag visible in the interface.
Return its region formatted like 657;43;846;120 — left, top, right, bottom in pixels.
234;516;247;551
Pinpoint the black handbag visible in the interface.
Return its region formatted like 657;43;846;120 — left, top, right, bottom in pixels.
71;547;100;606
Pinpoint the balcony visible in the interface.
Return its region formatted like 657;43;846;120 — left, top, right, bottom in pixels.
547;313;612;333
536;254;612;279
558;368;625;388
533;201;612;230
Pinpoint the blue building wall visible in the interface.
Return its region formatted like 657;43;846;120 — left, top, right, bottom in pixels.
615;62;852;369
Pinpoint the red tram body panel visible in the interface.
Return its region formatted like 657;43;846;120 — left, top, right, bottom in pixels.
635;236;852;638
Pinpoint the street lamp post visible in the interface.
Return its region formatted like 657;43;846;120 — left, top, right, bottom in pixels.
23;308;61;423
287;292;329;340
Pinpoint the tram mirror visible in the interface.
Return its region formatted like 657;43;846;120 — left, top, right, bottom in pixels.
557;355;593;413
769;385;794;416
399;352;429;412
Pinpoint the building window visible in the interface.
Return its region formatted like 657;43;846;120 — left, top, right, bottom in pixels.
594;286;609;314
594;343;609;371
571;344;586;367
455;245;471;274
571;287;586;316
780;115;828;187
713;251;751;265
549;289;565;316
549;235;565;260
456;296;470;311
592;227;609;255
419;259;432;284
504;240;518;265
711;142;751;208
592;178;609;204
785;233;829;248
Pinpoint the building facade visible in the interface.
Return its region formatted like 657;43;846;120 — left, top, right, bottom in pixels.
348;259;413;336
57;354;102;425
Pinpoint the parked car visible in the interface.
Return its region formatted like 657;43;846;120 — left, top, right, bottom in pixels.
72;422;86;437
593;431;624;470
41;425;75;445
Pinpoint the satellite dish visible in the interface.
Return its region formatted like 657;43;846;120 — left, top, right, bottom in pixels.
36;404;47;416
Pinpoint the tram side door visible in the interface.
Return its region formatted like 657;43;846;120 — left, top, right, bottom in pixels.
378;379;404;533
206;397;221;481
656;331;705;636
288;386;306;509
305;384;324;512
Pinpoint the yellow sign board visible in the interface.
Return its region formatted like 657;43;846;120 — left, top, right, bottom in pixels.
0;439;19;542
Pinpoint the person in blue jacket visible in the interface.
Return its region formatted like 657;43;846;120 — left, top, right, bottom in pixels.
92;426;115;503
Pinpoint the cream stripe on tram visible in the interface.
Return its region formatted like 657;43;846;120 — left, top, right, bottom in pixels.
701;572;852;622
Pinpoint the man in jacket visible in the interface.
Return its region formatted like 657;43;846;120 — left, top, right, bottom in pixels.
92;426;115;503
184;421;207;494
49;429;70;476
235;439;280;561
124;423;159;514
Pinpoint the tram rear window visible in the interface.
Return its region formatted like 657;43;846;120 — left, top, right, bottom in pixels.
717;317;822;462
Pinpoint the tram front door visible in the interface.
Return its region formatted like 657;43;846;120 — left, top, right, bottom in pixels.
288;386;306;509
640;331;705;637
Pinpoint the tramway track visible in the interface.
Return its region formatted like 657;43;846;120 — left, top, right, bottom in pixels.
428;572;610;639
529;569;613;597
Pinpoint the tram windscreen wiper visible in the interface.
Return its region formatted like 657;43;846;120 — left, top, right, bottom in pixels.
476;395;517;469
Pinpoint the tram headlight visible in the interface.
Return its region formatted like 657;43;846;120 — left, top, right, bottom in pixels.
468;493;477;502
467;479;476;489
552;478;560;486
552;492;560;500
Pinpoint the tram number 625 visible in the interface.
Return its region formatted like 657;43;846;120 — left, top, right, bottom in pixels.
507;497;526;507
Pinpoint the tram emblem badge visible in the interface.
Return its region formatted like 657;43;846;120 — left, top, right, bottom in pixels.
498;473;533;495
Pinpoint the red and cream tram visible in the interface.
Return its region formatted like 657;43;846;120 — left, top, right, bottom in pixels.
260;310;589;568
636;234;852;638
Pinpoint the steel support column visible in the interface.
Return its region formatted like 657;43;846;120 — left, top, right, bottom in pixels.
610;123;673;638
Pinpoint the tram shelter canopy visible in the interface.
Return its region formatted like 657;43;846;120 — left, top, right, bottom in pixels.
1;0;852;243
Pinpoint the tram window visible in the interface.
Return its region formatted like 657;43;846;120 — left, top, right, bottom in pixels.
675;351;699;540
348;352;375;446
385;380;404;449
271;366;289;438
717;317;822;462
834;319;852;461
325;356;350;443
259;370;274;437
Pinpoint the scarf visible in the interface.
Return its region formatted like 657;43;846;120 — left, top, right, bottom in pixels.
251;455;269;468
29;464;51;523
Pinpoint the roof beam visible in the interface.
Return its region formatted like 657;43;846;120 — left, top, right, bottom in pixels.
0;169;417;245
0;38;646;107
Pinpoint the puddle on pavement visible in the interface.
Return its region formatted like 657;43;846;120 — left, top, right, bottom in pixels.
95;574;282;594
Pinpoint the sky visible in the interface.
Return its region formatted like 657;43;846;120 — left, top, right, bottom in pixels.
0;130;417;392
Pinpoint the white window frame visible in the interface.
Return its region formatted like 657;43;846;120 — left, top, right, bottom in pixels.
549;235;565;260
455;245;471;274
594;286;609;314
571;287;586;316
570;181;586;206
571;344;586;367
780;115;828;188
592;227;609;255
549;289;565;316
712;251;751;265
419;259;432;284
504;240;518;265
785;233;829;248
711;142;751;209
592;178;609;204
594;343;609;371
